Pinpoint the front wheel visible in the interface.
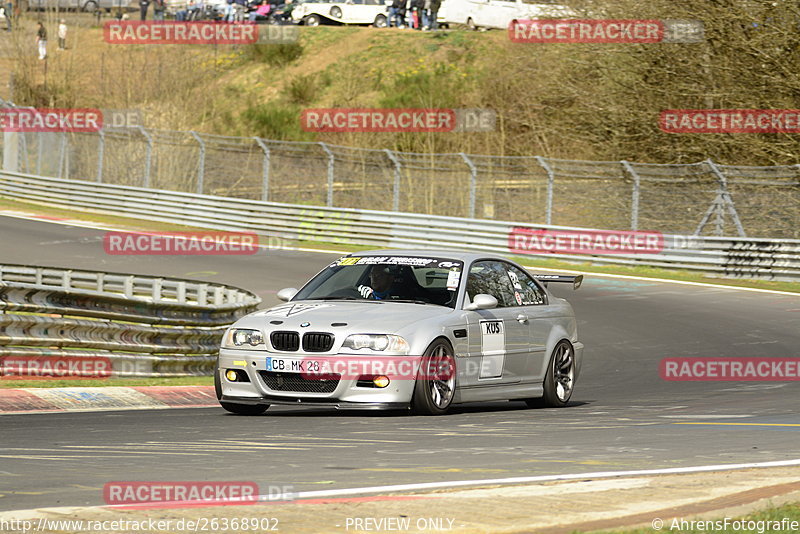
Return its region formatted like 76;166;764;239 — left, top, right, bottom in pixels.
304;14;320;26
82;0;98;12
466;17;477;31
411;339;456;415
526;340;575;408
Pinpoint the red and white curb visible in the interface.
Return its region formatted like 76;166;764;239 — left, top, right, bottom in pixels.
0;386;218;414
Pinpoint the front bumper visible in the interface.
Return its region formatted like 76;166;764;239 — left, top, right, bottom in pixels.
217;349;419;408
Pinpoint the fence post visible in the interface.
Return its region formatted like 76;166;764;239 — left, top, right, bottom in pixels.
57;132;67;178
191;131;206;195
36;131;43;176
138;126;153;189
254;137;270;202
96;130;105;183
460;152;477;218
385;149;401;212
535;156;555;225
621;160;640;231
319;142;334;207
706;159;746;237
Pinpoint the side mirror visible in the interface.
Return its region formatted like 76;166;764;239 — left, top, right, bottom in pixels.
464;294;498;311
276;287;298;302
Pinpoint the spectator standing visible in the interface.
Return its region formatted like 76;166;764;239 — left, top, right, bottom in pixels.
4;0;12;31
36;22;47;60
388;0;404;27
409;0;420;29
139;0;149;20
57;19;67;50
421;0;430;29
153;0;165;20
428;0;439;30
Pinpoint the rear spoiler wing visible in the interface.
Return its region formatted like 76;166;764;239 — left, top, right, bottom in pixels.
532;274;584;290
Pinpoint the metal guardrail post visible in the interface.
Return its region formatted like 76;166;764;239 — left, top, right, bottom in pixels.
460;152;477;219
138;126;153;189
319;142;334;207
254;137;270;202
535;156;555;225
385;149;401;212
191;131;206;195
706;159;746;237
621;160;641;231
96;130;105;183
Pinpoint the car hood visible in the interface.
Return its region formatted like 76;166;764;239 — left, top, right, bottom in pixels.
237;300;454;334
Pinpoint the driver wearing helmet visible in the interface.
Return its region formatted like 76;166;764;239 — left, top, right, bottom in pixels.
358;265;396;300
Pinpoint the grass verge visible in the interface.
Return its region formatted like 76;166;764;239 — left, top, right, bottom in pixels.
592;501;800;534
0;376;214;389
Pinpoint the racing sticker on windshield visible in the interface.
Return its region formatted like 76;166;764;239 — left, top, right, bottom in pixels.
479;320;505;379
331;256;446;267
446;268;461;291
264;303;332;317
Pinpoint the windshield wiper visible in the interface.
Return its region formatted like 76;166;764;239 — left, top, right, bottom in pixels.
313;296;359;300
390;299;443;306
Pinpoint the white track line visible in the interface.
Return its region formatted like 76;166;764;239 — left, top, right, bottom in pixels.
283;458;800;501
2;210;798;296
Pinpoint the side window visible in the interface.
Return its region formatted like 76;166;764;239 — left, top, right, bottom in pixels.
466;261;516;308
505;264;547;306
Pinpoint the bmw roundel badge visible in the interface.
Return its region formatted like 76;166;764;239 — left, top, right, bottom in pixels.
300;322;311;328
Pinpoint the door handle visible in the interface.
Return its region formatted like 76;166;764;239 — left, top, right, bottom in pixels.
516;314;528;323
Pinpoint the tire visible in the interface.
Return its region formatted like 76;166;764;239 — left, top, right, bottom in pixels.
304;13;320;26
82;0;97;12
373;13;387;28
526;340;575;408
215;369;270;415
329;6;341;18
466;17;477;31
411;338;456;415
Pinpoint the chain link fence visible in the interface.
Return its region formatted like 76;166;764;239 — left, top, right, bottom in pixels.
2;99;798;238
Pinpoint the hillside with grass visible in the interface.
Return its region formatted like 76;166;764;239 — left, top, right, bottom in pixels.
2;0;800;164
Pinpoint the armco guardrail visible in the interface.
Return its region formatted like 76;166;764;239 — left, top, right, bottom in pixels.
0;264;261;378
1;171;799;281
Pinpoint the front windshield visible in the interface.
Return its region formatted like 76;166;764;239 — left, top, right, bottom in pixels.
293;256;464;308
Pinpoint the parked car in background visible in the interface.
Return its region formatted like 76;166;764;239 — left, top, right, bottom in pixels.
25;0;133;12
293;0;390;27
440;0;574;30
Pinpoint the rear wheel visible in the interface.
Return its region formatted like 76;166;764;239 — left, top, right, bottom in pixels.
411;339;456;415
82;0;97;12
215;369;270;415
466;17;477;31
373;13;387;27
526;340;575;408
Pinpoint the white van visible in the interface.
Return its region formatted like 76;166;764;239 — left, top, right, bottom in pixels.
440;0;574;30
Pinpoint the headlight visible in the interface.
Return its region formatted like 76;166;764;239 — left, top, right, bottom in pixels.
342;334;409;353
223;328;265;349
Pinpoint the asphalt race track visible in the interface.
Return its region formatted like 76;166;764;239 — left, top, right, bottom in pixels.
1;215;799;513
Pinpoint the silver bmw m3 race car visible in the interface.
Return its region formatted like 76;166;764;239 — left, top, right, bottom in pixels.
215;250;584;415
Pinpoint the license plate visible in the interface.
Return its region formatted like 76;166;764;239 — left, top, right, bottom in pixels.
266;357;322;373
